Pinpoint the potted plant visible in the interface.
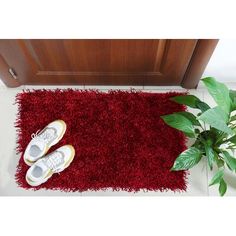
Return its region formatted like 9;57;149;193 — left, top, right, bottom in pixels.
161;77;236;196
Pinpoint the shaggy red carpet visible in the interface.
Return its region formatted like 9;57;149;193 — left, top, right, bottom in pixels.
15;90;187;192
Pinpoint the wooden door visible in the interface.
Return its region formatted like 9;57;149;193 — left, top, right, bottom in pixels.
0;39;218;88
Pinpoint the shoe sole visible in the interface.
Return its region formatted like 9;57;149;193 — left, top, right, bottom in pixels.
26;145;75;187
24;119;67;166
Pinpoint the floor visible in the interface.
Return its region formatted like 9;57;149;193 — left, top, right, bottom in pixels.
1;83;236;196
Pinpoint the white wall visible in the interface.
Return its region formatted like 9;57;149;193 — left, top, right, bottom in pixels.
203;39;236;82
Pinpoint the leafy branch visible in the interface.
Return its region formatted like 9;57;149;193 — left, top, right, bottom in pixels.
161;77;236;196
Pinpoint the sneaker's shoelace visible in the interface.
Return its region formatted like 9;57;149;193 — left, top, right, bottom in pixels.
44;151;64;172
31;128;56;145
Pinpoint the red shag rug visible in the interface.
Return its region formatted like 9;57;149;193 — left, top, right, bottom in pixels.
15;90;187;192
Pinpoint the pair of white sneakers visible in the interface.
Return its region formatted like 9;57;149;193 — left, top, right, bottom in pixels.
24;120;75;186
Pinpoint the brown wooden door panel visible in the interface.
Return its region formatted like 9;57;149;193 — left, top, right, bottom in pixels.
0;39;218;88
28;40;161;72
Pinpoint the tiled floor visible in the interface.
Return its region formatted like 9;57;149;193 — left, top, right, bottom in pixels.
0;83;234;196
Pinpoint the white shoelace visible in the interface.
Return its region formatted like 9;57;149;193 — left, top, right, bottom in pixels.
31;128;56;145
44;152;64;172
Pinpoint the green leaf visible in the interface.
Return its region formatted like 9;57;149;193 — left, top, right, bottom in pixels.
202;77;231;115
197;107;233;135
196;101;211;113
204;142;215;170
209;169;224;186
215;153;225;168
171;147;202;171
192;139;205;153
227;135;236;144
219;179;227;196
161;113;195;138
176;111;201;126
170;95;201;108
170;94;211;113
229;90;236;100
230;90;236;110
209;128;222;143
222;151;236;171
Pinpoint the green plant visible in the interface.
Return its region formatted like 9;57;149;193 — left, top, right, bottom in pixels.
161;77;236;196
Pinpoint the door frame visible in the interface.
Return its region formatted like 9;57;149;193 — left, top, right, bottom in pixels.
181;39;218;88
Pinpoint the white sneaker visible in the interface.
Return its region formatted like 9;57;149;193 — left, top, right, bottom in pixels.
26;145;75;186
23;120;67;166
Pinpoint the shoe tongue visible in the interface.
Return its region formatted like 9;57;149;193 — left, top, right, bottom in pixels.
40;127;56;143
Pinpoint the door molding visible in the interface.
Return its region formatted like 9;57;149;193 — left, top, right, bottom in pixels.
181;39;219;88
